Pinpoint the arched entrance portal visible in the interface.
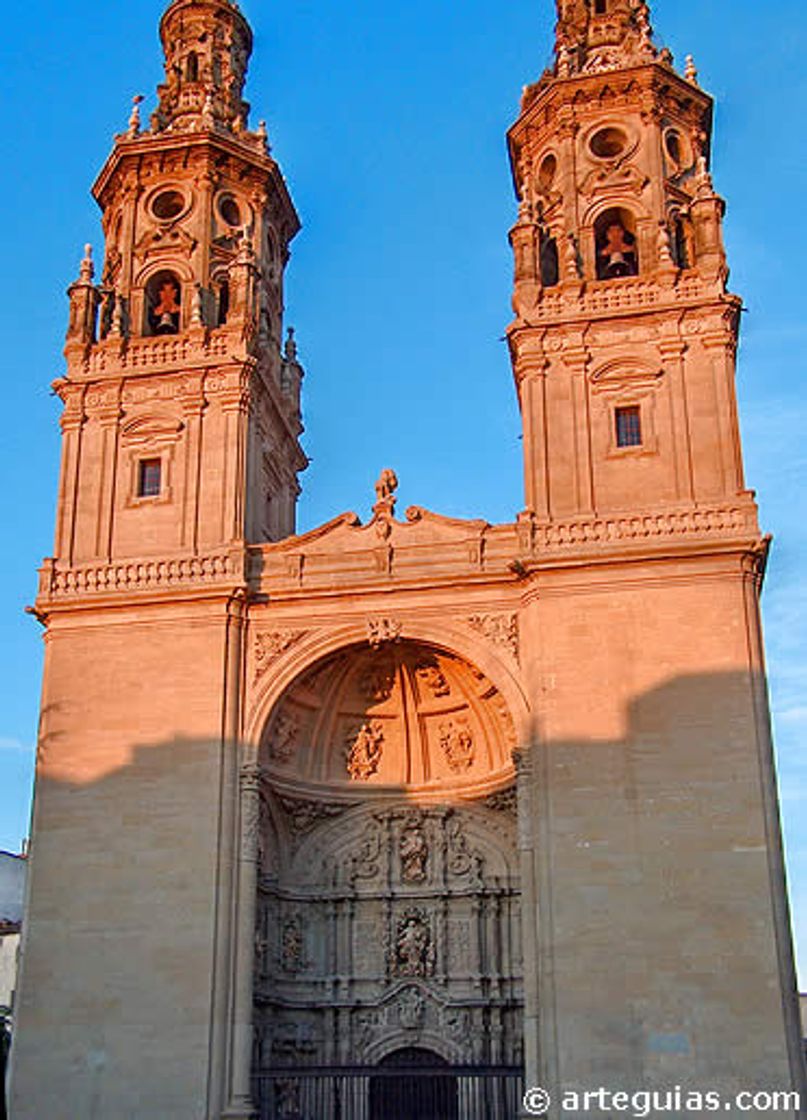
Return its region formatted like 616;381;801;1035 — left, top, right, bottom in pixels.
370;1048;458;1120
253;640;524;1118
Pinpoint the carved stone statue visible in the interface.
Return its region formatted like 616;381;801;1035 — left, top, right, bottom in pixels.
346;721;384;780
373;468;399;517
439;720;475;772
399;820;429;884
394;911;435;977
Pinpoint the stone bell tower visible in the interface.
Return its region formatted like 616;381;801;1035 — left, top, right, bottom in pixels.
59;0;305;565
508;0;741;523
506;0;807;1110
10;2;304;1117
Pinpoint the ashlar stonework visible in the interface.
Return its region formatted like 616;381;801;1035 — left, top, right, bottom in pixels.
8;1;806;1118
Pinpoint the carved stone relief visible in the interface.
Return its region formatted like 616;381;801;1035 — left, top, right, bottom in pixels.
253;628;306;683
389;908;436;978
366;617;403;649
439;719;475;773
280;914;308;974
269;711;300;763
399;818;429;884
256;798;523;1075
467;612;520;661
345;720;385;780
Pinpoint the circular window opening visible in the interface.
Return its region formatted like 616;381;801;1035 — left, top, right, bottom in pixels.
219;196;242;227
538;153;557;190
665;130;682;164
151;190;185;221
590;127;628;159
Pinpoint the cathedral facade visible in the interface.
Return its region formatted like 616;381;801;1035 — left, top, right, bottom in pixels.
8;1;806;1117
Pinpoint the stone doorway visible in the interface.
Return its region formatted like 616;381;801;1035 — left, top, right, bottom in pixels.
369;1047;458;1120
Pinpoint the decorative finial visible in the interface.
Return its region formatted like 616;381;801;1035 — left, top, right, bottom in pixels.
694;154;715;198
373;469;399;518
284;327;298;362
79;244;94;284
127;95;144;138
564;232;581;280
684;55;699;84
657;221;674;267
109;292;126;339
257;120;270;153
190;284;204;326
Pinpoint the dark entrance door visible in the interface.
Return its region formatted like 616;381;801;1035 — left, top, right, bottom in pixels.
369;1047;459;1120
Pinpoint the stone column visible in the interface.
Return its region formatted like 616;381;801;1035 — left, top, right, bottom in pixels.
222;760;262;1119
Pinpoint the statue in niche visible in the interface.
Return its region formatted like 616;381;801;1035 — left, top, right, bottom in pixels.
346;721;384;780
270;711;300;763
399;820;429;884
596;219;638;279
393;910;435;978
280;915;307;973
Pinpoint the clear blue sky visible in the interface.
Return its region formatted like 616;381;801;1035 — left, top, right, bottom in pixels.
0;1;805;983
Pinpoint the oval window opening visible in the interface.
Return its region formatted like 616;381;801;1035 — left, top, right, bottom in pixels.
219;196;242;227
590;127;628;159
151;190;185;221
665;130;682;164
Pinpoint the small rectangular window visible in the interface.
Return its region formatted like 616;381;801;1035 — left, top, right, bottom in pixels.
138;458;162;498
595;0;607;13
615;406;642;448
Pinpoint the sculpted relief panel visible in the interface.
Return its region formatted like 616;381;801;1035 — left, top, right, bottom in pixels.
255;798;523;1073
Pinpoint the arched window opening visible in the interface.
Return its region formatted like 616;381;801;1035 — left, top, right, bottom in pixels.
186;52;199;82
672;216;690;269
594;0;607;13
539;229;560;287
146;271;182;335
595;208;639;280
217;278;230;326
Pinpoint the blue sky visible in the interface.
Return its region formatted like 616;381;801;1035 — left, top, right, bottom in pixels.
0;1;805;983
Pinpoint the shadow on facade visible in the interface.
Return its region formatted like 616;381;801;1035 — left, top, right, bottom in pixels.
6;669;806;1119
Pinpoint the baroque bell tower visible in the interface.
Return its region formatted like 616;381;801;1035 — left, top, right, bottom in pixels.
59;0;305;567
508;0;744;526
12;3;305;1118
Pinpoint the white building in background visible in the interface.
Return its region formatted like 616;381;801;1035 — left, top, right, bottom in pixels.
0;851;26;1017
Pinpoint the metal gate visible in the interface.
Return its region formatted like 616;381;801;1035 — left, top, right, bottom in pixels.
256;1061;524;1119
